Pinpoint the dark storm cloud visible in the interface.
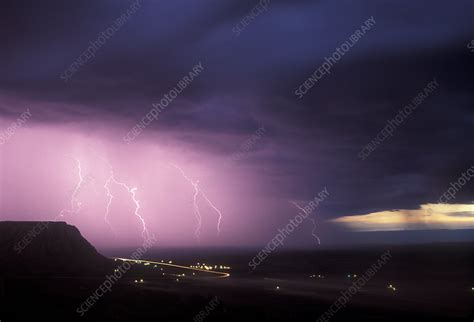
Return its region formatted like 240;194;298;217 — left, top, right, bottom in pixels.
1;0;473;231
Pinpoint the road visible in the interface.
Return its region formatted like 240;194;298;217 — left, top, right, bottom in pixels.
113;257;231;278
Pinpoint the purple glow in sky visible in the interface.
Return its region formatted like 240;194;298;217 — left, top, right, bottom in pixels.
0;121;276;248
1;0;474;248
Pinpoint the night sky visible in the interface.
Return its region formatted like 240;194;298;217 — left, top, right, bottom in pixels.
0;0;473;248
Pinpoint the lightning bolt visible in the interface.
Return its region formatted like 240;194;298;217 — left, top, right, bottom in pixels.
103;170;117;237
201;191;222;235
101;157;153;241
291;201;321;245
306;217;320;245
172;164;202;243
54;153;153;242
171;164;222;242
130;186;150;240
56;158;84;221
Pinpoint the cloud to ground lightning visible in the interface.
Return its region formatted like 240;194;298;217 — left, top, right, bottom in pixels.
201;191;222;235
55;157;85;221
53;153;154;242
291;201;321;245
0;125;264;247
171;164;223;243
172;164;203;243
100;156;153;242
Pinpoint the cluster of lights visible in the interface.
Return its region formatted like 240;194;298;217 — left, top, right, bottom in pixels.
309;274;325;279
134;279;144;284
388;284;397;291
347;274;357;278
148;264;163;271
170;273;186;277
190;263;231;270
112;257;231;279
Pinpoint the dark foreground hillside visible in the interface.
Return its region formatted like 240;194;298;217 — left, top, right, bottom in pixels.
0;221;110;275
0;222;472;321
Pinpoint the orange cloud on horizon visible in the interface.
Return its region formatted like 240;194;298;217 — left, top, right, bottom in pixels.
331;203;474;231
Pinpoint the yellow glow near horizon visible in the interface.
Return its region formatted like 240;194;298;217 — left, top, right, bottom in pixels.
331;203;474;231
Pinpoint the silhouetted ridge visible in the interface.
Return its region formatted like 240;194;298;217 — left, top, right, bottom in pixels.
0;221;110;275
